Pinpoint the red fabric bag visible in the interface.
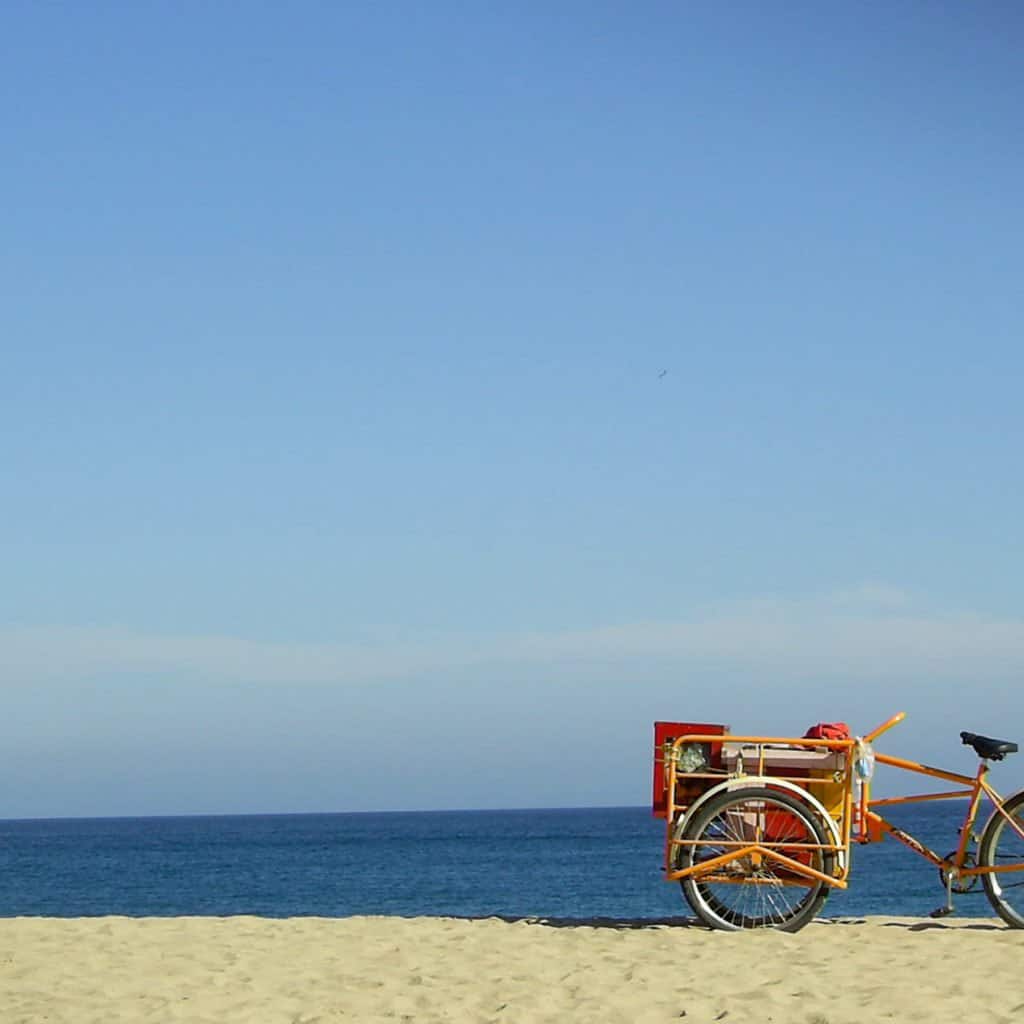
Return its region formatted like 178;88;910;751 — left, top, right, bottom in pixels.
803;722;850;740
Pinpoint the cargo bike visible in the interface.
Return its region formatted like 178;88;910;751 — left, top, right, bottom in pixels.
653;712;1024;931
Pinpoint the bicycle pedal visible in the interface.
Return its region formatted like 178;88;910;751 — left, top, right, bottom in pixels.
928;906;954;919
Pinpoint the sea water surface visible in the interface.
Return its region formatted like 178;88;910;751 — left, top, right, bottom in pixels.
0;803;992;920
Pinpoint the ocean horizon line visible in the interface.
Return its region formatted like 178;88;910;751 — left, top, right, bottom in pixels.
0;803;649;825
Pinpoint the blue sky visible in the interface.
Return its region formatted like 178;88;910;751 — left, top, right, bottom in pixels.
3;2;1023;816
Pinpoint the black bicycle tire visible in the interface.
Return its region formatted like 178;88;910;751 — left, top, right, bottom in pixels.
678;786;834;932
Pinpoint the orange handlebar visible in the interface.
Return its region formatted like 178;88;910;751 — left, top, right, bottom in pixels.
865;711;906;742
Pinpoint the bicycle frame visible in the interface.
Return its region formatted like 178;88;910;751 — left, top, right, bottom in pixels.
867;752;1024;880
858;710;1024;880
661;711;1024;893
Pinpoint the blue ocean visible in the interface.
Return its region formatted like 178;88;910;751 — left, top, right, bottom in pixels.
0;803;991;920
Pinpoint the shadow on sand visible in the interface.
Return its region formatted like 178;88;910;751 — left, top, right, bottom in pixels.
438;914;697;930
815;917;1005;932
432;914;1009;932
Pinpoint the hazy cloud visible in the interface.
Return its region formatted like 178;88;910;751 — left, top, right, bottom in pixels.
2;585;1022;687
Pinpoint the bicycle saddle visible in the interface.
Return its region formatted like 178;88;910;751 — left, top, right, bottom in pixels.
960;732;1019;760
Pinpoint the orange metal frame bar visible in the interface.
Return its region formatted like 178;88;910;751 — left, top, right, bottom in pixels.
864;752;984;871
867;758;1024;877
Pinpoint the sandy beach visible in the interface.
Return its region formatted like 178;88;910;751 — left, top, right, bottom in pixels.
1;914;1021;1023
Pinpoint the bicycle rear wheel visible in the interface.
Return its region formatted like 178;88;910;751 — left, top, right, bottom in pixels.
978;789;1024;928
678;787;835;932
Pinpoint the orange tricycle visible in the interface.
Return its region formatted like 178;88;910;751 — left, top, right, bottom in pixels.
653;712;1024;931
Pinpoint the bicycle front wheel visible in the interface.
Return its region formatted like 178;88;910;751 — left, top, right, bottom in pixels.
978;789;1024;927
678;787;835;932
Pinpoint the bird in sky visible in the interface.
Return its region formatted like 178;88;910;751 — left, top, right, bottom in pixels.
658;369;668;379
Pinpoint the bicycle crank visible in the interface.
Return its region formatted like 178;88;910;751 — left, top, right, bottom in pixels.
938;852;980;894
